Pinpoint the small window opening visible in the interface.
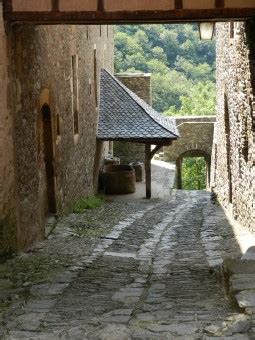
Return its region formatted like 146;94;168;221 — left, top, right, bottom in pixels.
242;118;249;163
94;46;98;107
107;25;109;38
56;114;61;137
100;25;102;37
86;26;89;39
224;93;233;203
89;78;92;96
72;55;79;135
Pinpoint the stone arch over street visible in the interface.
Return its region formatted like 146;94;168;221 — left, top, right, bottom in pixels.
163;116;215;189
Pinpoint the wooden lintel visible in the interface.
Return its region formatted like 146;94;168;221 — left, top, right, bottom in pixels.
4;8;255;24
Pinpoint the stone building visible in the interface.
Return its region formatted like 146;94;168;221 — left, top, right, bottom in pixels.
0;3;114;256
211;22;254;232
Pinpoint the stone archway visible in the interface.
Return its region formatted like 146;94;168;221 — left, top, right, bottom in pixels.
176;149;211;190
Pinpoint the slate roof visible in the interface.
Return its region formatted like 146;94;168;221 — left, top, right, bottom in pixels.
97;69;179;143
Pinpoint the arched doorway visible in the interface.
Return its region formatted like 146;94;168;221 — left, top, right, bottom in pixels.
176;150;211;190
42;104;57;214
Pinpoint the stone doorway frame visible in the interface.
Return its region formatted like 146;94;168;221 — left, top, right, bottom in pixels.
41;104;57;214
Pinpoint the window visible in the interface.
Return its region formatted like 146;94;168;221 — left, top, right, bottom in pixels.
94;46;98;107
89;78;92;96
71;55;79;135
241;118;249;163
56;114;61;137
224;93;233;203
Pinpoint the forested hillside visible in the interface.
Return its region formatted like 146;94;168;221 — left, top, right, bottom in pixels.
115;24;216;116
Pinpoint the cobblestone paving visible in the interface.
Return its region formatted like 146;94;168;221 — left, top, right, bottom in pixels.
1;191;252;339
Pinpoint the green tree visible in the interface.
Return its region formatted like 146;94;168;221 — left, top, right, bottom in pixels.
114;24;216;114
164;81;216;116
182;158;206;190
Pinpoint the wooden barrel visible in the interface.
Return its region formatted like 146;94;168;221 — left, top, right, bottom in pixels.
130;163;143;182
103;165;136;194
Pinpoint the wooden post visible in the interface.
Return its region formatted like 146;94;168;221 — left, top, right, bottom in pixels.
144;143;166;199
176;158;182;189
145;144;151;199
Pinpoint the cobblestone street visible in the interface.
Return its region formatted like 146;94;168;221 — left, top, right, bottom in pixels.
1;190;254;339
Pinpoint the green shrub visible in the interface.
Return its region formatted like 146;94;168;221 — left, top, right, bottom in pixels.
73;196;104;213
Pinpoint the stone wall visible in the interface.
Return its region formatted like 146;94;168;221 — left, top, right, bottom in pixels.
0;23;114;253
211;22;254;232
164;116;215;162
0;3;17;256
113;73;151;164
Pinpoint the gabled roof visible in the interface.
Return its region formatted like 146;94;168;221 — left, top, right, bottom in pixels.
97;69;179;143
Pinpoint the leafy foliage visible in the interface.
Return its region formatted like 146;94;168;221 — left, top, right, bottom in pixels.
115;24;216;115
182;158;207;190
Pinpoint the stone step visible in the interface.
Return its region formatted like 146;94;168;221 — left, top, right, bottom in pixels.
222;246;255;329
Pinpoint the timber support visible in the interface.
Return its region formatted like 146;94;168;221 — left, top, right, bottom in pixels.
145;143;168;199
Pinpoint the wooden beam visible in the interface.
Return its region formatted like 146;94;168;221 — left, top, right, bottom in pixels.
4;8;255;24
176;158;182;190
144;143;166;199
150;143;166;159
52;0;59;11
97;138;176;145
145;144;152;199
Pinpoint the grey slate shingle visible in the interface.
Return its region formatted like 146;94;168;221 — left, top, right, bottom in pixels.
97;69;179;142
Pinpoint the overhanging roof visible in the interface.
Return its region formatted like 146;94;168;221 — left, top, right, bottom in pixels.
97;69;179;144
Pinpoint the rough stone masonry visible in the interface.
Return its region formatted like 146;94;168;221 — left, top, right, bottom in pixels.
0;9;114;255
211;22;254;233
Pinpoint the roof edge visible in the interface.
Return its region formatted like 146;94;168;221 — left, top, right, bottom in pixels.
101;69;179;138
